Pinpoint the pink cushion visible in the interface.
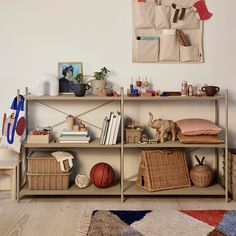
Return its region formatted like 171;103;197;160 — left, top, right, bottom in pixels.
176;118;223;136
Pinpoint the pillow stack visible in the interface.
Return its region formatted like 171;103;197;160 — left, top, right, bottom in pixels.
176;118;224;144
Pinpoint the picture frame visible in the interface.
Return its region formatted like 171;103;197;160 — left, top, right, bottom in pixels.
58;62;83;94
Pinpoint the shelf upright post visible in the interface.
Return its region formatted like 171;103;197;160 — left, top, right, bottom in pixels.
16;89;20;202
214;98;219;183
120;87;124;202
225;89;229;202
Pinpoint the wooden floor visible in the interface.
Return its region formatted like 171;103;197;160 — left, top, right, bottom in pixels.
0;193;236;236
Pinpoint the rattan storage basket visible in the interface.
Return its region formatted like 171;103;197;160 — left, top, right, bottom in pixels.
136;149;191;192
27;173;70;190
27;153;71;190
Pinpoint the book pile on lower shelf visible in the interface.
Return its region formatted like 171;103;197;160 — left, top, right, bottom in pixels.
100;112;121;145
59;130;90;143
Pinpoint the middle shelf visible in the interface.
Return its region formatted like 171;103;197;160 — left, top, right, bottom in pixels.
23;139;225;148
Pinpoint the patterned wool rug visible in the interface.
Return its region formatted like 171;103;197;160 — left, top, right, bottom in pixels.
78;210;236;236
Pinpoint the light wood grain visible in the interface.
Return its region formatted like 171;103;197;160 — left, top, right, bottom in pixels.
0;196;236;236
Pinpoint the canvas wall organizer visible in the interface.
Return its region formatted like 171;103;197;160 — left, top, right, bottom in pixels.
132;0;204;63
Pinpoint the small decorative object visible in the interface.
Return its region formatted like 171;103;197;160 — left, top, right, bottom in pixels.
181;80;188;96
194;0;213;21
148;112;176;143
91;67;110;95
66;115;74;131
58;62;83;94
75;174;90;189
35;74;59;96
90;162;114;188
106;88;114;96
79;122;88;131
125;120;144;143
27;130;51;144
148;139;158;144
136;77;142;88
143;77;150;88
188;84;193;96
139;134;149;144
73;125;79;131
190;155;214;187
202;86;220;97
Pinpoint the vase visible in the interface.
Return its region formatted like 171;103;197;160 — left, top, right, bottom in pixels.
91;80;106;96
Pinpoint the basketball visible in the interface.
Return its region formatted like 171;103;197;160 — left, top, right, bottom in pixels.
90;162;115;188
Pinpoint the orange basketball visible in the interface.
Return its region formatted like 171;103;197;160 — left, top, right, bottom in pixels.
90;163;114;188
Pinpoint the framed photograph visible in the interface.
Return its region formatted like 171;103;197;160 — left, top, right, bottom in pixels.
58;62;83;94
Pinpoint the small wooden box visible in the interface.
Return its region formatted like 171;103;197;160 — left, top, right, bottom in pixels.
27;132;51;144
125;127;143;143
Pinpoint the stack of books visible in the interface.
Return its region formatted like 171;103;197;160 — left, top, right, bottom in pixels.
100;112;121;145
59;130;90;143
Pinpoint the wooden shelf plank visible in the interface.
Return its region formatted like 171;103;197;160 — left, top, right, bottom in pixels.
124;95;225;101
124;141;225;148
124;181;225;196
20;183;121;196
25;94;121;101
23;138;121;148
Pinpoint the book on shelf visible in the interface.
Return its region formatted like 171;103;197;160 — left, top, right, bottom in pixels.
108;113;117;145
112;112;121;145
59;136;90;141
61;129;88;136
100;116;108;145
100;111;121;145
105;112;115;145
59;140;90;144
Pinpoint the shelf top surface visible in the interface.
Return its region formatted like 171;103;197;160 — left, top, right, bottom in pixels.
124;140;225;148
24;94;225;101
23;138;121;148
124;95;225;101
25;94;121;101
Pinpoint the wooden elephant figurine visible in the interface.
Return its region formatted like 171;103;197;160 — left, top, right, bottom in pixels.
148;112;176;143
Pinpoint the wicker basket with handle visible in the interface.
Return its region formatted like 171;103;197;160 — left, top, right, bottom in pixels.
190;155;214;187
136;149;191;192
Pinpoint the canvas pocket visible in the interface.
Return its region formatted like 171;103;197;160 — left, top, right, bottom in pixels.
133;1;155;28
154;5;170;29
134;36;160;62
159;30;179;61
180;45;199;62
171;7;199;29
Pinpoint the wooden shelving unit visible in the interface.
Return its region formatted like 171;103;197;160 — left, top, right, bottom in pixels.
18;89;229;202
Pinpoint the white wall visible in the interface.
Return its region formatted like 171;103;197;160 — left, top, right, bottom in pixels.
0;0;235;147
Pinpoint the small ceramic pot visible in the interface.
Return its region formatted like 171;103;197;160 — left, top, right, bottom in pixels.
74;83;91;97
202;86;220;96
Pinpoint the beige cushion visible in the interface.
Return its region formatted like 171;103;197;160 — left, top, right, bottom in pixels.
177;131;224;144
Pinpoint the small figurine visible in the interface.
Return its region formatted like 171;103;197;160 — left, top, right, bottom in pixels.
181;80;188;96
148;112;176;143
75;174;90;189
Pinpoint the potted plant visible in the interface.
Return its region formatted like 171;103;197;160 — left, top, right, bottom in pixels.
91;67;110;95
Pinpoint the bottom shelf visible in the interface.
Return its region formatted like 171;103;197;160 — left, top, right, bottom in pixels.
20;182;121;196
20;181;226;197
124;181;226;196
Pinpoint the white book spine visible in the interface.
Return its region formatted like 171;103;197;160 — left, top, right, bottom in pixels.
112;112;121;144
109;114;117;145
100;117;107;145
105;113;114;145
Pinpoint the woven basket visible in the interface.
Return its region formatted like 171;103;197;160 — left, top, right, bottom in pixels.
190;165;213;187
136;149;191;192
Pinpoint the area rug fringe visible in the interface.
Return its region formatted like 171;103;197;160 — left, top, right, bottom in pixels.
74;209;93;236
